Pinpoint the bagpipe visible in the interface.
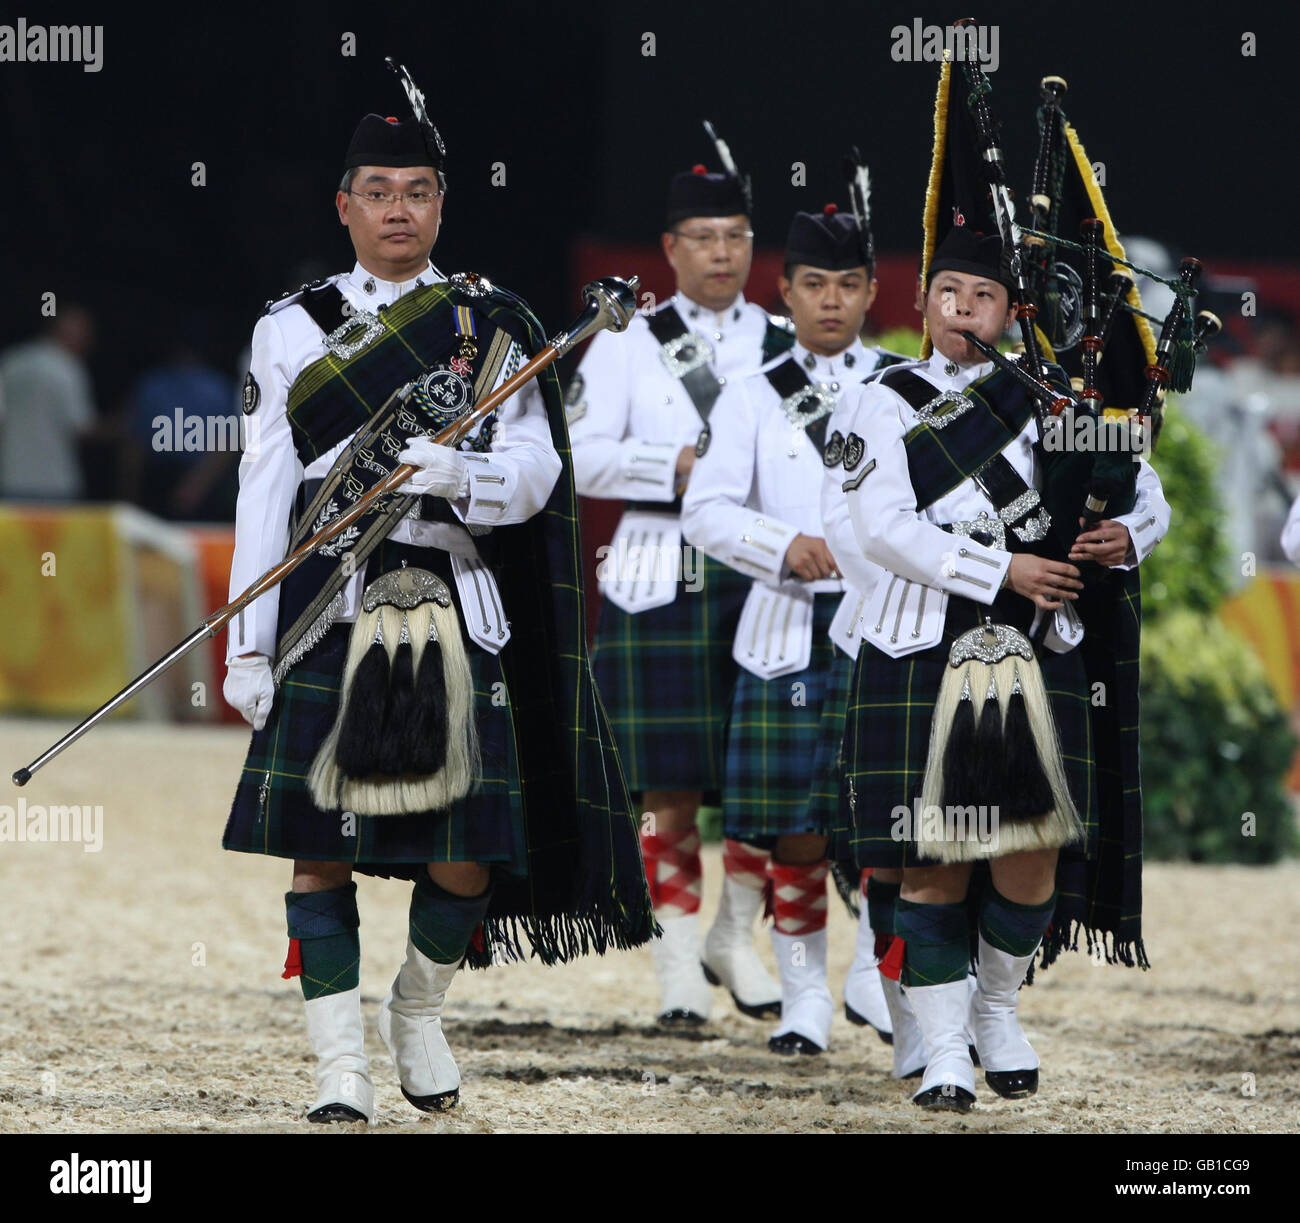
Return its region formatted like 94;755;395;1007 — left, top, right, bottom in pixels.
941;19;1220;566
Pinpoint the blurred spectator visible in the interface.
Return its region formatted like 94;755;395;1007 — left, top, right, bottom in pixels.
1182;305;1300;569
0;306;97;500
120;336;238;521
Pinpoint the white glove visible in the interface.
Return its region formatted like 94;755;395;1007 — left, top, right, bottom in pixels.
397;435;470;498
223;654;275;731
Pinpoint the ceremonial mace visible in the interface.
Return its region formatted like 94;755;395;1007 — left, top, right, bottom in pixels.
12;275;641;786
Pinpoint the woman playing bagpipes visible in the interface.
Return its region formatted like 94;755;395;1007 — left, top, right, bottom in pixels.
821;46;1177;1110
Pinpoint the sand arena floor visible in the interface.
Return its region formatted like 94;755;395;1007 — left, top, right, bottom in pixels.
1;718;1297;1134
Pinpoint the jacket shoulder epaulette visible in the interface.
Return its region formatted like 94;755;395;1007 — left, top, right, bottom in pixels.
259;274;344;319
766;313;795;336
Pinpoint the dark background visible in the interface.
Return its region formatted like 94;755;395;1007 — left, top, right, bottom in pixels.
1;0;1290;413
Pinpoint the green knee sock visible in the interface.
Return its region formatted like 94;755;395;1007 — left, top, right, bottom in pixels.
285;882;360;1001
896;898;971;987
979;886;1056;958
409;872;493;965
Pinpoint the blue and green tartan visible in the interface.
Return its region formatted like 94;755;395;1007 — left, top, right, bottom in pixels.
591;551;750;795
722;594;846;845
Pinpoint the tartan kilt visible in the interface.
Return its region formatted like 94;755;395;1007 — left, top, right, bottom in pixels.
591;549;750;795
723;594;846;846
840;588;1096;870
223;622;524;880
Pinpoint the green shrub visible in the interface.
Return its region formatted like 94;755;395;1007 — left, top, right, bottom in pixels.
1143;402;1235;622
1139;609;1298;862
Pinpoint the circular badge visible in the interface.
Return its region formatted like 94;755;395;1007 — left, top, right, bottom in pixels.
843;432;866;472
241;370;260;415
412;366;473;427
823;430;845;468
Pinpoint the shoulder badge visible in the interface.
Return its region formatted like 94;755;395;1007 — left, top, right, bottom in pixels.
564;371;587;424
823;430;845;468
241;370;260;415
843;432;866;471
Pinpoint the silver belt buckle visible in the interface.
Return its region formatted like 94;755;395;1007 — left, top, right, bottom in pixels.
948;511;1006;551
914;389;973;429
659;332;715;379
325;308;385;359
781;383;838;429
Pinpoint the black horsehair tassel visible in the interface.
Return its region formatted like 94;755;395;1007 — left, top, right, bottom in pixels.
337;617;392;778
971;669;1004;808
407;612;449;775
1002;662;1054;821
377;612;418;775
940;668;977;808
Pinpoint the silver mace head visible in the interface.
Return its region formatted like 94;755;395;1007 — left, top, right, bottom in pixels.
550;275;641;357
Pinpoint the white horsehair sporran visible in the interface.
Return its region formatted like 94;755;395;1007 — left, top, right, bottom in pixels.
309;565;479;816
917;618;1082;862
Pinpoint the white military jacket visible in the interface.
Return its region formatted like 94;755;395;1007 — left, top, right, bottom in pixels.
821;350;1171;659
226;260;561;664
568;290;784;612
682;337;895;677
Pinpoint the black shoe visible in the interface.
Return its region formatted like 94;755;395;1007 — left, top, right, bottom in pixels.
844;1002;894;1045
306;1103;368;1123
400;1085;460;1113
913;1085;976;1113
701;960;781;1020
657;1008;708;1028
768;1031;825;1056
985;1068;1038;1099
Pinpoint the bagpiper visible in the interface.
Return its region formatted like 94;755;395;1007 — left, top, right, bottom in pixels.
567;124;795;1024
221;63;652;1123
824;47;1172;1110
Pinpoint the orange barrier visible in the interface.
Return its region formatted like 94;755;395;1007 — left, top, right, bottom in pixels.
1220;567;1300;788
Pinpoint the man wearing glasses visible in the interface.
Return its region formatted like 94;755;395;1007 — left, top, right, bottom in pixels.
568;155;795;1026
221;106;653;1123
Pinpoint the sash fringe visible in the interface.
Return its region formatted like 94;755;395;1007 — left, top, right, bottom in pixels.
1026;918;1150;984
462;903;660;970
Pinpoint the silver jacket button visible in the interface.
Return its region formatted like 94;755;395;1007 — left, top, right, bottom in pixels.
363;277;377;294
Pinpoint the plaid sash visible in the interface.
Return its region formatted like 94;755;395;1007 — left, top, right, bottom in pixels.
273;292;515;677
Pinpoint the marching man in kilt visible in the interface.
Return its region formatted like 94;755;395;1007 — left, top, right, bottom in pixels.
681;185;905;1055
824;57;1171;1109
221;65;652;1123
568;126;795;1025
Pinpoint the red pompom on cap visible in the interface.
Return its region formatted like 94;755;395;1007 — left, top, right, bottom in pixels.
823;203;839;215
692;163;708;175
385;115;400;124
